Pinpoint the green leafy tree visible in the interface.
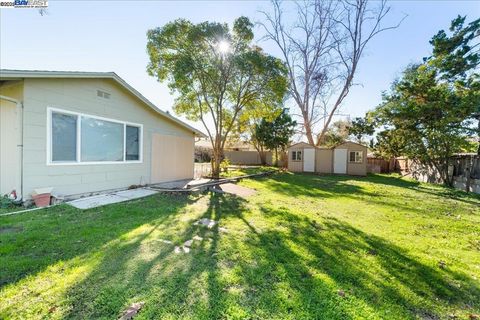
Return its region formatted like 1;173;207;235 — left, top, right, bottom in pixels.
318;120;352;148
146;17;288;177
371;63;477;185
349;117;375;143
357;16;479;185
428;16;480;153
253;109;296;165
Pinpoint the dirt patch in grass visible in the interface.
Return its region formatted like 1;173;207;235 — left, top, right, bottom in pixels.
219;183;256;198
0;225;23;234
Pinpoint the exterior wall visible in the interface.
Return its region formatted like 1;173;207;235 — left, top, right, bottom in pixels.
288;142;366;175
287;143;315;172
224;151;273;165
21;78;194;198
0;82;23;196
151;133;194;183
336;142;367;176
315;149;333;173
287;147;304;172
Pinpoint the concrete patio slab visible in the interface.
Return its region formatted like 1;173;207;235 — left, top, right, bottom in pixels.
150;178;215;190
67;188;158;209
150;179;192;190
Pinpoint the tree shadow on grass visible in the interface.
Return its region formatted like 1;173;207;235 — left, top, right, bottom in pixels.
60;192;235;319
245;205;480;319
264;172;367;199
0;192;197;288
263;173;480;214
5;186;478;319
55;174;477;319
366;174;480;206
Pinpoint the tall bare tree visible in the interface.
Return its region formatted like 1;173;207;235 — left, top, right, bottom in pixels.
260;0;403;146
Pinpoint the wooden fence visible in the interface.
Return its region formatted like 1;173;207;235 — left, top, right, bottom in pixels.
396;154;480;193
367;157;394;173
224;151;273;165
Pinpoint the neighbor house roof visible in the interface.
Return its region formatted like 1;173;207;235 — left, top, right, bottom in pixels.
0;69;206;137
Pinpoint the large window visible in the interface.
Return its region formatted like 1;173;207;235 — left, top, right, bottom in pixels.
48;108;142;165
349;151;363;163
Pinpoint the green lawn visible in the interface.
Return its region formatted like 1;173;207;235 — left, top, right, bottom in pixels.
0;173;479;319
0;198;26;216
221;165;279;178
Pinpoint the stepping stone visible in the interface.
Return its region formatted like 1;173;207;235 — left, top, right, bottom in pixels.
182;246;190;253
193;235;203;241
184;240;193;247
119;301;145;320
174;246;182;254
194;218;217;228
218;183;256;198
156;239;172;244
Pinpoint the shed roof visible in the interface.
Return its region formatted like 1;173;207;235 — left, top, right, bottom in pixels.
288;142;316;149
0;69;206;137
288;140;367;150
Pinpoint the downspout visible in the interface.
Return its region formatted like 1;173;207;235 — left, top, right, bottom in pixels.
0;95;24;202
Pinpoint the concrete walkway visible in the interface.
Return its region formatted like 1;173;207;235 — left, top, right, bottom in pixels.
67;188;158;209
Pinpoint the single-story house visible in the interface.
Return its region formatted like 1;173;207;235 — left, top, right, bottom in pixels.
287;141;367;175
0;69;204;201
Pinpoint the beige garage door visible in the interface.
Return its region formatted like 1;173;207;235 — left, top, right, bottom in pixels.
151;133;194;183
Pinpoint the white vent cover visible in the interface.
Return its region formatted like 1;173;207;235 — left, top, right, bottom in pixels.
97;90;111;99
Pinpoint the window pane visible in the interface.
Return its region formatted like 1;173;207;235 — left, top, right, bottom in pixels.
292;151;296;160
356;152;363;163
81;117;124;161
126;125;140;161
52;112;77;162
350;152;356;162
298;151;302;161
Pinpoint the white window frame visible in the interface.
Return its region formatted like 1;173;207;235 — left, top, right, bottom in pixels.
46;107;143;166
349;151;363;163
291;150;302;161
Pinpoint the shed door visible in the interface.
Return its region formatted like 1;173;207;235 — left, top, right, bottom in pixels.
303;148;315;172
334;149;347;174
151;133;194;183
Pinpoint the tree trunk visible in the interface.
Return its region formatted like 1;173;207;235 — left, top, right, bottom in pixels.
274;148;278;167
304;120;315;146
259;151;267;165
477;115;480;155
211;144;224;179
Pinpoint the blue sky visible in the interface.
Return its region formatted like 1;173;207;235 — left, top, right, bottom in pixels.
1;0;479;129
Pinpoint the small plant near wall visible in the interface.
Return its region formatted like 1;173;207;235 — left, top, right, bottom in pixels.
0;195;17;209
220;158;231;173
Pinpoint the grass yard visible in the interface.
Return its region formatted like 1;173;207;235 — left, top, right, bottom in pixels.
0;173;479;319
220;165;279;178
0;198;27;216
